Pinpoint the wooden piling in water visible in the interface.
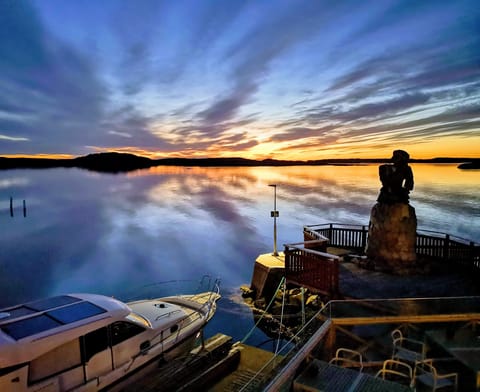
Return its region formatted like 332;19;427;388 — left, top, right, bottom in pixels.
10;197;13;217
23;200;26;217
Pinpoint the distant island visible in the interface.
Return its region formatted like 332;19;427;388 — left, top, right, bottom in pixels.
0;152;478;173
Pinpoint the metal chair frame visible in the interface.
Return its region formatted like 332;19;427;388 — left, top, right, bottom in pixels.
391;328;427;364
329;347;364;372
414;359;458;392
375;359;414;386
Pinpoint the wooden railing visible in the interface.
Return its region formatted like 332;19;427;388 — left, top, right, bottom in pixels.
304;223;480;272
304;223;368;253
284;243;340;297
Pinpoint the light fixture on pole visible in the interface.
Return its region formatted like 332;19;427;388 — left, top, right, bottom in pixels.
269;184;279;256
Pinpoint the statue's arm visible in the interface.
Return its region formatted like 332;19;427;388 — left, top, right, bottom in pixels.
379;165;388;185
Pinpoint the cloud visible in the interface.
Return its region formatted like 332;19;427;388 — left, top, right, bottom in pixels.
0;1;108;154
1;0;478;158
192;2;338;134
197;85;257;125
269;126;339;143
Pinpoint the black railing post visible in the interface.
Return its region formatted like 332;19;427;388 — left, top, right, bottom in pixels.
361;225;367;250
470;241;476;270
443;234;450;259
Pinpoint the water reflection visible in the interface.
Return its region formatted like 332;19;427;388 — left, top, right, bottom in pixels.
0;164;478;343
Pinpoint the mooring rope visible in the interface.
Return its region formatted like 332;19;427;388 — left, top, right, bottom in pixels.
274;278;286;355
240;276;286;344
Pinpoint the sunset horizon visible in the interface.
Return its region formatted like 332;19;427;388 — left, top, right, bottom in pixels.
1;149;479;161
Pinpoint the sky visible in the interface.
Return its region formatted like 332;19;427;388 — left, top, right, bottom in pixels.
0;0;479;160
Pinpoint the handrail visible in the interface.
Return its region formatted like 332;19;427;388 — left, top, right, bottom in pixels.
304;223;479;246
145;277;221;352
303;222;479;272
285;243;340;260
155;309;182;321
240;302;331;391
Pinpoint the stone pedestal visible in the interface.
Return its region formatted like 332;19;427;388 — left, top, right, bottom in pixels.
366;203;417;274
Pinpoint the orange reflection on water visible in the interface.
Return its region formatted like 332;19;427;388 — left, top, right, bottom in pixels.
134;164;381;187
411;164;480;187
127;163;480;197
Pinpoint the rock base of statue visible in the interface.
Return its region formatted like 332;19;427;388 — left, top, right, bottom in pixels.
366;203;417;275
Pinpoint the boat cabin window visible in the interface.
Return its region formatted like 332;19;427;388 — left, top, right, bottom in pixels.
0;363;25;377
29;339;81;384
170;325;178;334
82;326;109;362
111;321;145;346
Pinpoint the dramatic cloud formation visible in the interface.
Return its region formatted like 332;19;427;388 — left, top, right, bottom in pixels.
0;0;479;159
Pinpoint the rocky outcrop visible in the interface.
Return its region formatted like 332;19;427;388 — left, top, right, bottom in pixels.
366;203;417;274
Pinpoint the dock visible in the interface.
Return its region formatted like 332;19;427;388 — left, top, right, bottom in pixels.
121;333;278;392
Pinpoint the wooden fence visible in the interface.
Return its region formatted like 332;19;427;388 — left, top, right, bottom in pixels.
284;243;340;297
286;223;479;295
303;223;480;272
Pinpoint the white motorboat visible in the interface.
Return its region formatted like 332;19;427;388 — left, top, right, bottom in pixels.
0;285;220;391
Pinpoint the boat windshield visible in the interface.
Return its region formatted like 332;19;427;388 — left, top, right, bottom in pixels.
126;312;151;328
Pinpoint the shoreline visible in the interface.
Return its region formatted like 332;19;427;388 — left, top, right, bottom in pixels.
1;152;479;173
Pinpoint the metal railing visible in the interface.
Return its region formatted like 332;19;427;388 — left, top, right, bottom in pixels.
304;223;480;272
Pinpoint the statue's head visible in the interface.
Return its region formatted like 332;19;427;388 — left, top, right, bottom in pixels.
392;150;409;165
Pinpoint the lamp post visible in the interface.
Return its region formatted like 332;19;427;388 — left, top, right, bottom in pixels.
269;184;279;256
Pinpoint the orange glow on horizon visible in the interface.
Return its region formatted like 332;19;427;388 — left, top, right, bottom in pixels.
2;134;479;161
0;153;74;159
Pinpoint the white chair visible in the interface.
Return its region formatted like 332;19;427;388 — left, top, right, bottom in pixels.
391;328;427;364
414;359;458;391
329;348;363;371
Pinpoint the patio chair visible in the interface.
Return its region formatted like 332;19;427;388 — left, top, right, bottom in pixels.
391;328;427;364
414;359;458;391
375;359;413;386
329;348;363;371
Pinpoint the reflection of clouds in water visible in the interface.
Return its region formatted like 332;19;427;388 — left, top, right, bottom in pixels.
412;168;479;238
0;164;478;309
101;177;263;290
0;177;30;189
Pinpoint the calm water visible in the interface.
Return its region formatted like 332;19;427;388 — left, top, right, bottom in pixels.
0;164;479;345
